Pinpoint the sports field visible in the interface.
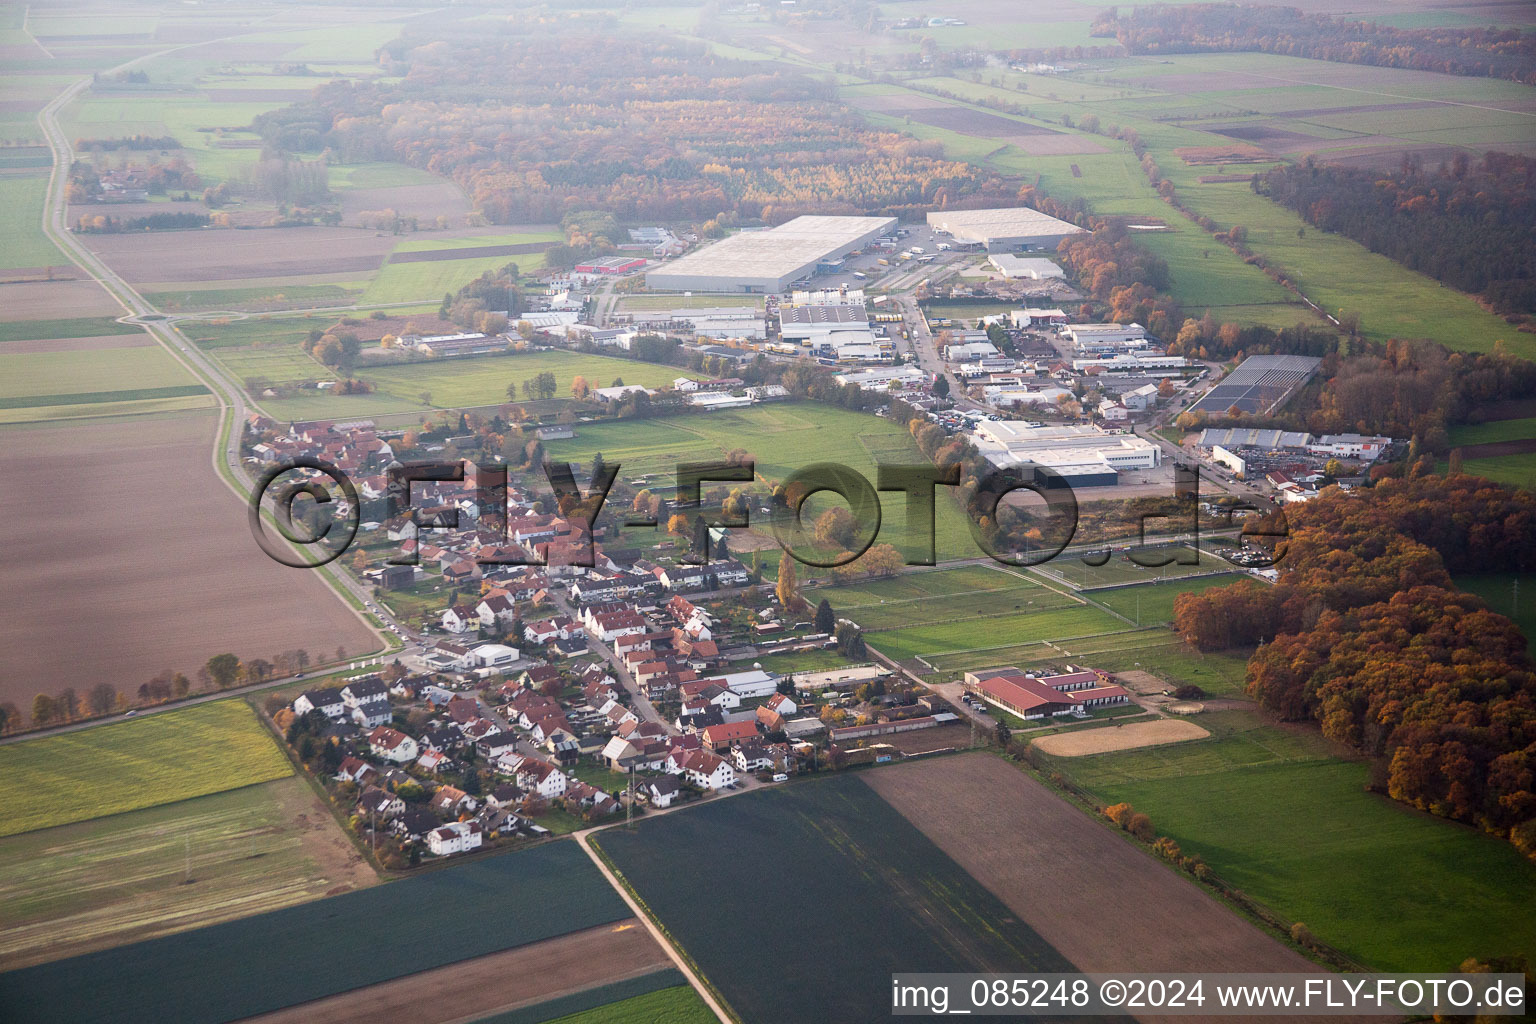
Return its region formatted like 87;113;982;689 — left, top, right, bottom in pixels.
0;841;633;1024
1089;572;1246;626
1037;710;1536;971
0;701;293;837
0;775;376;968
542;403;981;563
1030;544;1236;591
596;774;1076;1024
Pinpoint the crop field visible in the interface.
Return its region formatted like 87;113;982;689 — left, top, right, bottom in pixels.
0;701;293;837
596;774;1077;1024
144;282;364;312
257;349;689;420
244;926;678;1024
0;175;64;270
1038;711;1536;971
0;841;634;1024
0;346;198;402
0;410;378;706
847;53;1532;356
542;403;980;562
864;754;1312;974
527;984;714;1024
0;776;376;969
0;316;139;342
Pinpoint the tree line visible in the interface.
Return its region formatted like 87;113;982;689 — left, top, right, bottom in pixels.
1090;5;1536;85
1173;473;1536;859
1257;153;1536;316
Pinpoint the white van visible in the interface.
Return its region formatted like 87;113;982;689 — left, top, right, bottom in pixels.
771;773;789;783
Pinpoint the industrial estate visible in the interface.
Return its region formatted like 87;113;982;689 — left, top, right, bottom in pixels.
1;2;1534;1023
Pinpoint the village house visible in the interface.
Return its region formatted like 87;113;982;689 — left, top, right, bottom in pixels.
670;748;736;791
368;725;419;763
293;687;345;720
357;786;405;819
427;820;484;856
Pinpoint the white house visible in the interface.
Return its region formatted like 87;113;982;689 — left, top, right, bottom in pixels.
293;688;345;720
441;605;478;634
672;748;736;791
426;820;484;856
367;726;419;764
646;776;681;808
516;758;569;800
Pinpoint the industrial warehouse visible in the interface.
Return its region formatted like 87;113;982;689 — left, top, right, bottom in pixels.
644;215;897;293
970;421;1161;487
926;206;1085;251
1186;354;1323;417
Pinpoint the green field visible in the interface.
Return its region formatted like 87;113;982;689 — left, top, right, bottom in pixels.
596;774;1076;1024
1449;417;1536;448
472;977;708;1024
1041;709;1536;971
542;403;980;563
0;317;139;342
256;349;690;419
0;776;373;969
0;841;632;1024
0;347;197;401
145;282;363;312
360;251;550;305
0;702;294;837
0;175;64;270
1093;643;1256;698
1089;573;1245;626
814;566;1080;632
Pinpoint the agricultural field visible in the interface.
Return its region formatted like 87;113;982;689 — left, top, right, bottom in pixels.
0;775;376;969
844;52;1533;357
524;984;714;1024
359;249;549;305
243;927;678;1024
1446;416;1536;489
542;403;981;563
1037;710;1536;971
0;701;292;837
0;345;199;403
595;774;1077;1024
0;410;378;707
0;175;64;270
0;841;635;1024
865;754;1315;973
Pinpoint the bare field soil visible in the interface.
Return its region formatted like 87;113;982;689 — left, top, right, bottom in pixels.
0;278;124;318
875;722;978;754
388;240;555;264
1;333;153;354
239;921;672;1024
0;410;376;703
84;226;401;283
1033;719;1210;756
864;755;1315;999
337;182;471;224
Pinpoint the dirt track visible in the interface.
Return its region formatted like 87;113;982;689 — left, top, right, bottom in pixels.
236;920;672;1024
1032;719;1209;756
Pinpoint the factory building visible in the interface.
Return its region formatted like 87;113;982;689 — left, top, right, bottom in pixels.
645;215;896;293
971;421;1160;487
926;207;1085;252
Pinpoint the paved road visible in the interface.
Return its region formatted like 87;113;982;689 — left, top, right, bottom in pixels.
548;589;677;734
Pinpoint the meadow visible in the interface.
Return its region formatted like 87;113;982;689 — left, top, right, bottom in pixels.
360;250;549;305
1038;709;1536;970
595;774;1076;1024
0;317;140;342
0;776;375;968
0;175;64;270
0;701;294;837
0;841;632;1024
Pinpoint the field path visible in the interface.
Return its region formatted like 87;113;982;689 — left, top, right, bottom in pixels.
575;828;735;1024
